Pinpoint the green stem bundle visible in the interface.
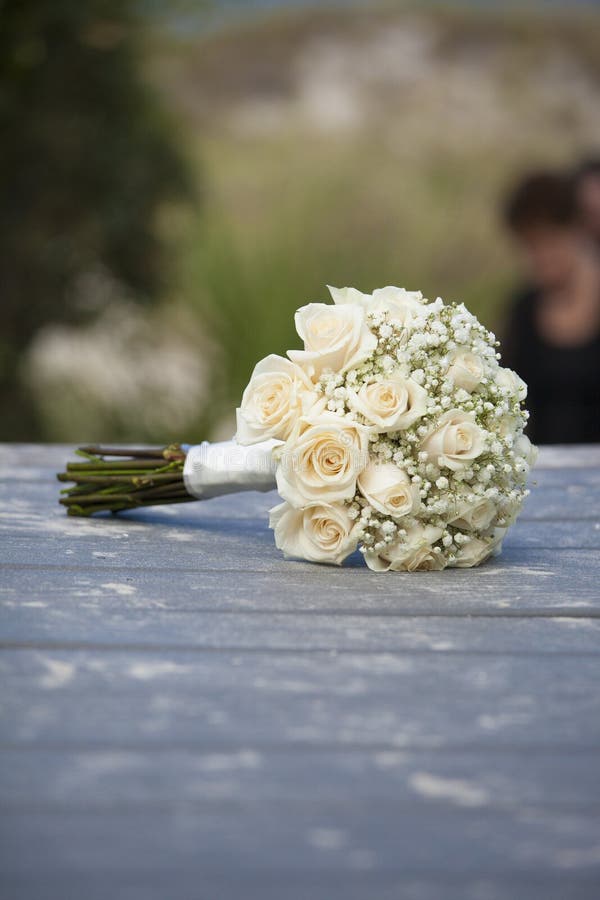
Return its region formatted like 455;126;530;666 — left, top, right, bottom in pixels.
57;445;194;516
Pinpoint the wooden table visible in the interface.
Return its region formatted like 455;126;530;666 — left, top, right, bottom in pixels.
1;444;600;899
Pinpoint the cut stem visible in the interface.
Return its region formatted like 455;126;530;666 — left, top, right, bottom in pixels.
66;459;179;472
57;473;183;485
57;444;193;516
78;446;184;460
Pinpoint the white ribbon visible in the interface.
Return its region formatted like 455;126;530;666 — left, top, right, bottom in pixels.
182;439;279;500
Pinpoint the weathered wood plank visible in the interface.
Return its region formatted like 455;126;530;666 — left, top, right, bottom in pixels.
504;520;600;549
1;549;598;616
3;481;600;549
1;649;599;749
3;747;599;811
0;443;73;468
1;870;598;900
1;603;599;650
0;487;600;568
1;804;599;878
3;517;600;571
534;445;600;468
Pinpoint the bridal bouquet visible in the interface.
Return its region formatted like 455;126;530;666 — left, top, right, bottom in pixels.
58;286;536;572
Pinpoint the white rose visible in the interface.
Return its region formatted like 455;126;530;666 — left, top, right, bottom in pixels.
365;523;445;572
494;414;518;439
513;434;538;469
490;527;507;557
499;494;525;526
370;286;427;329
276;413;369;506
328;284;426;330
269;500;360;566
450;536;493;568
447;350;484;392
421;409;485;471
347;374;428;432
357;462;420;518
236;354;318;445
448;494;496;532
288;302;377;380
496;367;527;400
327;285;372;306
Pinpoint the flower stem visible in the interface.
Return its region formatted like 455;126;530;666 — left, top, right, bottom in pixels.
57;445;193;516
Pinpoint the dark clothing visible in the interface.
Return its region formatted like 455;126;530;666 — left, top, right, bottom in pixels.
502;288;600;445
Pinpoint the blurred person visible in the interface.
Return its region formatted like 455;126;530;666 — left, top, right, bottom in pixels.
502;170;600;445
574;157;600;248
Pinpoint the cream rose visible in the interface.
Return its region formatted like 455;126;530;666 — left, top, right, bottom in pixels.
496;367;527;400
357;462;420;518
347;374;428;432
513;434;538;469
328;285;426;330
499;494;523;526
327;285;372;306
448;493;496;532
450;536;493;568
490;527;507;557
447;350;484;392
276;413;369;506
493;414;519;440
236;355;318;445
370;286;427;329
421;409;485;471
269;500;360;566
288;302;377;380
365;524;445;572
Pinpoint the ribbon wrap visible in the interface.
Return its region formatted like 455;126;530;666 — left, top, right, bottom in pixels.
183;439;279;500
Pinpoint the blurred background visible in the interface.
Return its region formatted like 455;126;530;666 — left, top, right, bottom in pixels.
2;0;599;444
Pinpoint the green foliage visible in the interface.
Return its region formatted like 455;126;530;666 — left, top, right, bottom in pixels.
0;0;194;437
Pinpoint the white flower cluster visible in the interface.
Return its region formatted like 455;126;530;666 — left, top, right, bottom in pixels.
236;286;537;571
